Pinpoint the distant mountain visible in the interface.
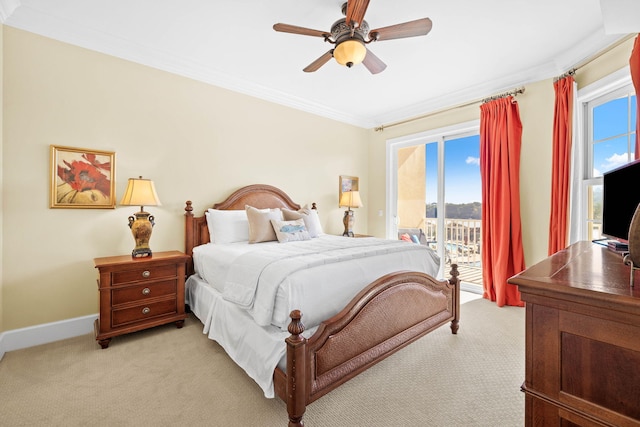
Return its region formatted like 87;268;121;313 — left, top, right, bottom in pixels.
426;202;482;220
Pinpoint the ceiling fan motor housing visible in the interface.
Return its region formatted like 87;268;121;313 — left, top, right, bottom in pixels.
331;18;369;43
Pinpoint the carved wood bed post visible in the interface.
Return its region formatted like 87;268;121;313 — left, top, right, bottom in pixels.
286;310;307;427
184;201;196;277
449;264;461;334
184;200;194;246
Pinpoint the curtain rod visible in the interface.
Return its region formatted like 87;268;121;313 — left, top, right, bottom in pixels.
481;87;525;103
554;68;576;83
374;86;525;132
375;33;637;133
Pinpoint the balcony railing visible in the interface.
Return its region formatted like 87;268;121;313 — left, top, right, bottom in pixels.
422;217;483;287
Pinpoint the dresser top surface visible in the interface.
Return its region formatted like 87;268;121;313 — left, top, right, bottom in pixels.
509;241;640;302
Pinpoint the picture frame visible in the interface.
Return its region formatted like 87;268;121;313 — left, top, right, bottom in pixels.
50;145;116;209
339;175;359;207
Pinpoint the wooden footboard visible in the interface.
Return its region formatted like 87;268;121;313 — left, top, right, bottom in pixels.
274;266;460;427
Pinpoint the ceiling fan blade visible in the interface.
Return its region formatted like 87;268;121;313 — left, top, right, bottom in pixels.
362;48;387;74
273;23;330;38
369;17;433;41
303;50;334;72
345;0;370;28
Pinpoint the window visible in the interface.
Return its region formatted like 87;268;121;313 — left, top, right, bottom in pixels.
574;68;636;241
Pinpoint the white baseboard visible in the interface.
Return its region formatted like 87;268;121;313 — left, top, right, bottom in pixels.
0;314;98;361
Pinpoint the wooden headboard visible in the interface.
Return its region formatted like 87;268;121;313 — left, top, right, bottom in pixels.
184;184;303;276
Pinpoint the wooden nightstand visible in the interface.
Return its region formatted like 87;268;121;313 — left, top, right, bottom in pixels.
93;250;190;349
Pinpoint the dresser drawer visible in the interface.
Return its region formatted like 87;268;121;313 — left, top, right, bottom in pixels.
111;298;177;327
111;264;177;285
111;280;177;306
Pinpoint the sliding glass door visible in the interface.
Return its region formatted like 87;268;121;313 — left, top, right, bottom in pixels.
388;121;482;290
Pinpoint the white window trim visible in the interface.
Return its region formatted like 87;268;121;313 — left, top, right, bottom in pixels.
571;66;632;243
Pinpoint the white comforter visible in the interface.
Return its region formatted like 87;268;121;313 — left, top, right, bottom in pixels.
193;235;440;331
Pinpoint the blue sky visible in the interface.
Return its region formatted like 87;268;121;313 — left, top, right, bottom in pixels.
426;134;481;204
593;94;636;176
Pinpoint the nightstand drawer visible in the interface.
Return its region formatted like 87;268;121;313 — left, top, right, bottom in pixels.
111;298;177;327
111;280;177;306
111;264;177;285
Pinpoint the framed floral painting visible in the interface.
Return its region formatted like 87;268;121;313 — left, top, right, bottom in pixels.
50;145;116;209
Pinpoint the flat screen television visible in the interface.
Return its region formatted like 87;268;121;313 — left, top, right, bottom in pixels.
602;159;640;241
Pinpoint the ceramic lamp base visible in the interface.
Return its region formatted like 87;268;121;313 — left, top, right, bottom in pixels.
342;209;354;237
128;211;155;258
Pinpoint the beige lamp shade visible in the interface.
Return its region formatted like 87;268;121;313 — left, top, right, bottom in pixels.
333;39;367;67
120;177;162;208
339;191;363;209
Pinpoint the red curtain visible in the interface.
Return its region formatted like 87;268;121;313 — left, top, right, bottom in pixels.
548;76;574;255
631;35;640;160
480;97;525;307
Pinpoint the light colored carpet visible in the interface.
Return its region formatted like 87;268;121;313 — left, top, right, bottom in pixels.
0;297;524;426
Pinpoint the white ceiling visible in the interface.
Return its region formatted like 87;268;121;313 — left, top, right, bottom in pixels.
0;0;635;128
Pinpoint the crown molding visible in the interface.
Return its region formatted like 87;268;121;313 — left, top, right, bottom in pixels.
4;3;375;128
371;30;628;128
3;3;626;130
600;0;640;33
0;0;19;22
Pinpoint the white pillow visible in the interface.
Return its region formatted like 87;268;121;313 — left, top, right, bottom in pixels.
282;205;324;238
271;219;311;243
246;205;283;243
205;209;249;244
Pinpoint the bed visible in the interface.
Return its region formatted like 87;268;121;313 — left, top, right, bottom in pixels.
184;184;460;426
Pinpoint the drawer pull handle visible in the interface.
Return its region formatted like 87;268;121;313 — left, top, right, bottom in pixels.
142;287;151;295
142;307;151;315
142;270;151;278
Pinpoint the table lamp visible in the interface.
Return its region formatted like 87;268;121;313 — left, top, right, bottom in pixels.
339;190;363;237
119;176;161;258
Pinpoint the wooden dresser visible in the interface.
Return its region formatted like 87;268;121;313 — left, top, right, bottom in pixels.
94;251;190;349
508;241;640;426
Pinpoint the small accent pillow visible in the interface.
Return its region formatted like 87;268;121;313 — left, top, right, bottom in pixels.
410;234;421;244
206;209;250;244
400;233;412;242
282;205;324;238
246;205;283;243
271;219;311;243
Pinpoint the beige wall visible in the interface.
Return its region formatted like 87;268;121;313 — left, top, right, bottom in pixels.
2;27;369;331
1;25;636;332
368;37;636;268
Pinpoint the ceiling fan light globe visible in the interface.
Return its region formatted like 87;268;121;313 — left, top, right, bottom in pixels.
334;39;366;67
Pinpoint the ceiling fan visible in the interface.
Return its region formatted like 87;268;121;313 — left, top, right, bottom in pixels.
273;1;433;74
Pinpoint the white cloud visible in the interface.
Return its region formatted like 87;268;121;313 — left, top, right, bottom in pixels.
601;153;630;172
466;156;480;166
